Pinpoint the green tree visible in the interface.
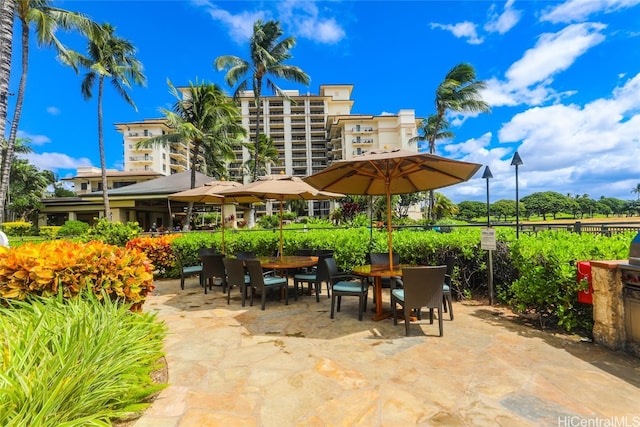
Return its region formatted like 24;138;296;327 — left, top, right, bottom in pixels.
395;192;425;218
599;197;626;217
242;134;279;177
456;200;486;220
491;199;516;222
137;79;244;228
214;19;310;182
7;158;53;221
73;23;145;221
424;63;490;220
632;183;640;201
432;192;457;220
521;191;571;220
0;0;99;224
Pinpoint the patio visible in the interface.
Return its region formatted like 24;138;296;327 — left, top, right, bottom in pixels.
134;276;640;427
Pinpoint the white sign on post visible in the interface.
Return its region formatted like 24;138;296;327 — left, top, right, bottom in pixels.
481;228;496;251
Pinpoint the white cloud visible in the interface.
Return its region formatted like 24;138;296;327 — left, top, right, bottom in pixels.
16;130;51;146
484;0;522;34
541;0;640;24
482;23;606;107
497;74;640;192
194;0;267;43
442;74;640;202
21;152;93;172
430;21;483;45
46;106;60;116
193;0;345;45
278;1;345;44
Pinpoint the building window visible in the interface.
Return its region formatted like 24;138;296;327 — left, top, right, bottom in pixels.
81;183;87;191
144;129;149;136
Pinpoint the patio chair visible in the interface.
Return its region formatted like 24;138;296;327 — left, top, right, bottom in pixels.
198;249;226;294
173;248;203;290
223;257;251;306
443;255;456;320
245;259;289;310
368;252;401;288
391;265;447;336
293;252;333;302
325;257;368;321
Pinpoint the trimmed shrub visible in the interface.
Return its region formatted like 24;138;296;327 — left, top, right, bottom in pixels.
0;240;154;305
58;220;90;237
127;234;180;278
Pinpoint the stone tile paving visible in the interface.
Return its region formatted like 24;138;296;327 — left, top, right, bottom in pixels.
134;277;640;427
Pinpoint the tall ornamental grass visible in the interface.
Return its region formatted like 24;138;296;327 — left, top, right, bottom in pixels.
0;293;167;426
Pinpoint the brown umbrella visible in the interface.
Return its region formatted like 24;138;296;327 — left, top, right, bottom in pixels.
168;180;261;254
304;148;482;268
217;174;343;259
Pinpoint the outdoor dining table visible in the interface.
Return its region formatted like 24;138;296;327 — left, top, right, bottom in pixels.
256;255;319;271
351;263;414;321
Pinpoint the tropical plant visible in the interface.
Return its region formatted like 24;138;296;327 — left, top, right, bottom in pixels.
0;0;100;224
214;19;310;181
409;113;454;154
136;79;244;227
0;293;166;426
7;158;53;221
71;22;146;221
242;133;279;176
425;63;490;220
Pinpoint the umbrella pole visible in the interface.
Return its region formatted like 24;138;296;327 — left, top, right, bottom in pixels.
221;202;225;255
279;196;284;260
386;184;393;270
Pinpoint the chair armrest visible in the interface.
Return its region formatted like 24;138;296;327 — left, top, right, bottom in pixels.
332;273;359;282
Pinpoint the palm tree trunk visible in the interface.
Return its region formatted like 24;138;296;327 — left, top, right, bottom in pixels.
0;13;27;224
97;76;111;220
254;95;262;182
0;0;13;143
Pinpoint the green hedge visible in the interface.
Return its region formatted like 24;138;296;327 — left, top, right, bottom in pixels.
167;227;634;333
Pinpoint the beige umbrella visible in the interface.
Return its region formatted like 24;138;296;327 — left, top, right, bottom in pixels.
168;180;261;254
217;174;343;259
304;148;482;268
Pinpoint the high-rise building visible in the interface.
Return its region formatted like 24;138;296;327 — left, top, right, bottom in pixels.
114;84;419;217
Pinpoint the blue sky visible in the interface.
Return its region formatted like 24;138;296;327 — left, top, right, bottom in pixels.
7;0;640;204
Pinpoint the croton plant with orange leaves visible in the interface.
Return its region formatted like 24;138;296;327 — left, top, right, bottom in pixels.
0;240;154;304
126;233;179;277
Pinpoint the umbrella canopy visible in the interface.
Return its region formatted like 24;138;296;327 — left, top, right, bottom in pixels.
304;148;482;268
168;180;261;254
217;174;343;259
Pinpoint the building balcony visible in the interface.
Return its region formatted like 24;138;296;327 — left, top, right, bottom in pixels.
129;155;153;162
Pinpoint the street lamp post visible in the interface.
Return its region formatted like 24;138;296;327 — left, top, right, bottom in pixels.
482;166;493;227
511;151;523;239
482;166;494;304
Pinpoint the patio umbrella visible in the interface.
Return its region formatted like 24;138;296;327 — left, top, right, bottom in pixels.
304;148;482;269
217;174;343;259
168;180;260;254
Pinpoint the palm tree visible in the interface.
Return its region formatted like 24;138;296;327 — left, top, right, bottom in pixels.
409;114;454;219
242;134;279;177
73;23;145;221
136;79;244;227
425;63;490;220
0;0;99;224
0;0;14;155
632;183;640;201
214;19;310;182
409;114;454;153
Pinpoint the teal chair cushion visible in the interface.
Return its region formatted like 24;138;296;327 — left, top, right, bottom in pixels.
391;288;404;302
183;265;203;274
333;281;363;293
264;277;287;286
